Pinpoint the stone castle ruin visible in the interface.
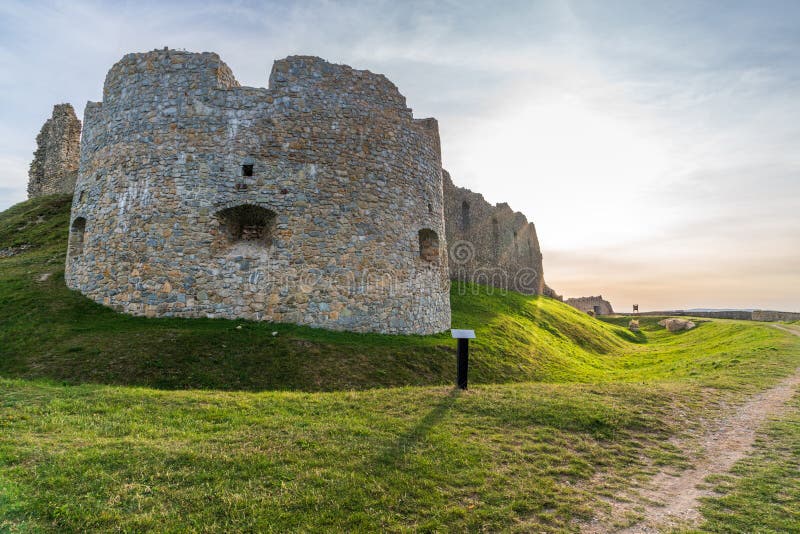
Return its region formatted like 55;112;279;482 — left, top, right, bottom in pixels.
565;295;614;316
443;171;553;296
64;49;450;334
27;104;81;198
30;48;553;334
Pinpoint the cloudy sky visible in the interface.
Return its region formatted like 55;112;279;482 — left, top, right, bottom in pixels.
1;0;798;311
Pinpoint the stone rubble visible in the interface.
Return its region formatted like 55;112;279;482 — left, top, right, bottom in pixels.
659;318;696;332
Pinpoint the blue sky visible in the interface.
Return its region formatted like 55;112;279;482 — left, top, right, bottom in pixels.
1;0;799;311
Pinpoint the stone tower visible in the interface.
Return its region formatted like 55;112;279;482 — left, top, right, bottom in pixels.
65;49;450;334
27;104;81;198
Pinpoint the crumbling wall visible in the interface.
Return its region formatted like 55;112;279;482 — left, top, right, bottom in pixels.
543;285;562;300
28;104;81;198
638;310;752;320
565;295;614;315
442;170;546;295
751;310;800;322
637;310;800;322
66;49;450;335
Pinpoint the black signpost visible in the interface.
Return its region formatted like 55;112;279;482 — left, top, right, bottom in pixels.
451;329;476;390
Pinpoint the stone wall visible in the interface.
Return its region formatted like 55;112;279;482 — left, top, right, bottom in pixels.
565;295;614;315
66;49;450;334
28;104;81;197
752;310;800;322
636;310;753;321
636;310;800;322
442;170;546;295
637;310;752;320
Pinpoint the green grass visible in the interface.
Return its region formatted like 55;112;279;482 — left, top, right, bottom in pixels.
693;393;800;533
2;196;796;394
1;196;638;391
2;195;800;532
0;380;691;532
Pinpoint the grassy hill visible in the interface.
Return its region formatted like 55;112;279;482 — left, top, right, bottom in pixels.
2;195;800;532
1;195;794;393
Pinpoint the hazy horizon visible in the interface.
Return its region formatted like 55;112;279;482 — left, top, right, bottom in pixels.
1;0;798;312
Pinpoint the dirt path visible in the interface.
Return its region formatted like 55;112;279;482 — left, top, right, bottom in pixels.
592;324;800;533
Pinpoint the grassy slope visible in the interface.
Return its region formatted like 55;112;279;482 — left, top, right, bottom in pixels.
2;196;800;532
694;392;800;533
2;196;795;394
0;195;638;391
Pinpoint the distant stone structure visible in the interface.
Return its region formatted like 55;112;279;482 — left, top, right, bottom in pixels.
443;170;550;295
639;309;800;322
27;104;81;198
65;49;450;334
751;310;800;322
565;295;614;316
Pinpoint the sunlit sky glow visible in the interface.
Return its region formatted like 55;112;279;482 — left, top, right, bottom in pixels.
1;0;798;311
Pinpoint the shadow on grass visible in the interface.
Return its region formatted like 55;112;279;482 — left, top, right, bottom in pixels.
373;387;462;469
0;270;461;392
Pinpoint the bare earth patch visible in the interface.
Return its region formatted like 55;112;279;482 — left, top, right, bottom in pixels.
585;324;800;533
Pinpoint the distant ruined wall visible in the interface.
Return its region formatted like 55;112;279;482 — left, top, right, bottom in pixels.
751;310;800;322
640;310;753;320
543;284;561;300
28;104;81;198
442;170;546;295
637;310;800;322
565;296;614;315
638;310;752;320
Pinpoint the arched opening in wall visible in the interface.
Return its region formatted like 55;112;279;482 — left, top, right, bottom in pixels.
461;201;470;230
492;218;500;260
418;229;440;263
513;230;518;255
69;217;86;257
216;205;276;247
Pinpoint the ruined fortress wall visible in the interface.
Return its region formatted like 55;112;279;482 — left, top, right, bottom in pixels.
442;170;545;294
565;296;614;315
27;104;81;197
751;310;800;322
65;49;450;334
641;310;753;320
637;310;800;322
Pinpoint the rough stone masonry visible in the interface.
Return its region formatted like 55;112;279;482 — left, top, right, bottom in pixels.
59;48;556;334
565;295;614;315
65;49;450;334
443;170;555;297
27;104;81;198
